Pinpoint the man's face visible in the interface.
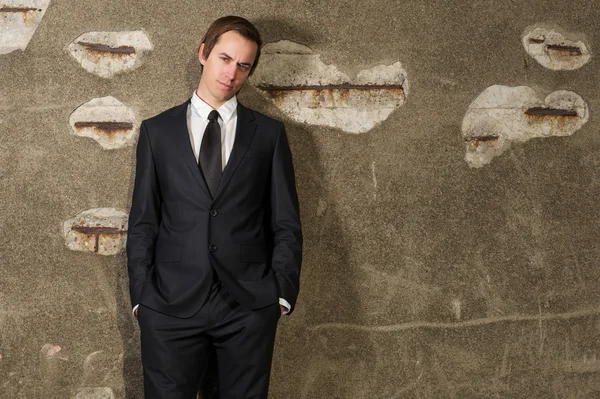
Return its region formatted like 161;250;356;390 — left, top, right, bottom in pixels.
197;30;258;108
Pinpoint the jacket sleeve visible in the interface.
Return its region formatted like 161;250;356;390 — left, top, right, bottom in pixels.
269;124;303;314
126;121;162;307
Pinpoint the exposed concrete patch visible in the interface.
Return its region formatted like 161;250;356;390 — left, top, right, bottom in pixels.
74;387;114;399
67;30;152;78
63;208;128;256
250;40;408;133
69;96;137;149
0;0;51;55
316;197;327;216
451;299;462;320
522;25;591;70
462;85;588;168
40;343;62;358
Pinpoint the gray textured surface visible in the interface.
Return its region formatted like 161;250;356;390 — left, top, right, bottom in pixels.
2;0;600;397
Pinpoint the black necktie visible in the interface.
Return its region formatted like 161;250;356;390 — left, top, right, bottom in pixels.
199;110;221;198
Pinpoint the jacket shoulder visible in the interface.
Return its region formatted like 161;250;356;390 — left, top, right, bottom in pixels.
248;108;284;130
142;101;189;128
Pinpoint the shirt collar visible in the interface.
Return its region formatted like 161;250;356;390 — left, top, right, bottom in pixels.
191;91;237;123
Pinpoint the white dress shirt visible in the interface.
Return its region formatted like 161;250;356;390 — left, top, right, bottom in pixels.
134;91;290;315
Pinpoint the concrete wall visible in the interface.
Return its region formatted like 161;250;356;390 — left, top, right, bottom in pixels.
2;1;600;397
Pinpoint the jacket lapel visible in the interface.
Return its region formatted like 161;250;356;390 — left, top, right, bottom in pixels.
213;103;257;201
170;99;212;198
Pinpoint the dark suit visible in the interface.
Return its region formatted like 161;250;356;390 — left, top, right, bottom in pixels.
127;99;302;398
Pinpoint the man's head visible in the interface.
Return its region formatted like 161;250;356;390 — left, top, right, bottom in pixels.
197;16;262;109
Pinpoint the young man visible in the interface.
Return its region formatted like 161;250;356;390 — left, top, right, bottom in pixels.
126;16;303;398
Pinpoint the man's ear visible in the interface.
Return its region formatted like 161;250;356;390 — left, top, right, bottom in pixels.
198;43;206;66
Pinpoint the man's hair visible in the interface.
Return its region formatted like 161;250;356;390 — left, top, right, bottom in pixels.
199;16;262;75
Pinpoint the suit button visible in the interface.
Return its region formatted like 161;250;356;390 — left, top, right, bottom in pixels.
209;244;217;252
210;209;218;217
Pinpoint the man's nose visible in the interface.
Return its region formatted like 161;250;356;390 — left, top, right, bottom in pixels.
225;64;237;81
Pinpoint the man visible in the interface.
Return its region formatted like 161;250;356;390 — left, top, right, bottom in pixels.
126;16;302;399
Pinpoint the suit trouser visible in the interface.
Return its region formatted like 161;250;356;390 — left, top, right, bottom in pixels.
138;282;281;399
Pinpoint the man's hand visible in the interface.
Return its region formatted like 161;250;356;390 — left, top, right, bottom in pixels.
280;305;285;315
134;307;138;318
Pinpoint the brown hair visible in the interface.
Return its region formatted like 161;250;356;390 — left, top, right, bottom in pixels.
199;16;262;75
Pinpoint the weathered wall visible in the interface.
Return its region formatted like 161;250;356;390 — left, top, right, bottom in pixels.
2;0;600;398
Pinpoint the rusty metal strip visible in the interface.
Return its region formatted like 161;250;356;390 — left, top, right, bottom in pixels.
546;44;582;55
256;84;404;91
77;42;136;55
74;121;134;131
0;6;40;12
464;136;499;142
71;226;127;235
529;38;545;44
525;107;578;117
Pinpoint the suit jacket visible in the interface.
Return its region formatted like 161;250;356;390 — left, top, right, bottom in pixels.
126;99;302;318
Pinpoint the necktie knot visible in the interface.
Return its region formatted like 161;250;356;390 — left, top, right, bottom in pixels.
208;110;219;123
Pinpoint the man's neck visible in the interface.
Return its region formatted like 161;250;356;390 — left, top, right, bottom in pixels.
196;90;222;109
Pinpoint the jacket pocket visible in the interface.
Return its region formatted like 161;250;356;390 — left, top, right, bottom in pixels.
241;244;267;263
155;244;182;263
